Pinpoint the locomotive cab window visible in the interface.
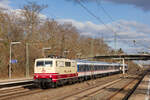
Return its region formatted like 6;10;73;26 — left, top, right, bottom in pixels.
45;61;53;67
36;61;44;67
65;62;71;67
36;60;53;67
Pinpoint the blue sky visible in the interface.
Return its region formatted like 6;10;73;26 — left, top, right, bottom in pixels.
9;0;150;25
1;0;150;53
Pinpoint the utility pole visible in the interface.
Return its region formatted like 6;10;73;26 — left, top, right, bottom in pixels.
90;38;94;57
9;43;12;79
26;43;29;77
122;58;125;75
114;32;117;54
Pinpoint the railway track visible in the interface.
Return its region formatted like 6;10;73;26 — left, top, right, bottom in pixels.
109;71;147;100
0;79;35;100
0;74;122;100
0;72;146;100
53;78;123;100
0;84;42;100
53;73;146;100
0;79;33;88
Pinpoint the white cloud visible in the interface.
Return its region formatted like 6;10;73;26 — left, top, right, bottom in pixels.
57;18;150;53
57;19;150;38
57;19;85;30
38;13;47;20
0;0;10;9
0;0;47;20
3;8;47;21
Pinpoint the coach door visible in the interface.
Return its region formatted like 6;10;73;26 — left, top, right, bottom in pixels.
56;61;65;74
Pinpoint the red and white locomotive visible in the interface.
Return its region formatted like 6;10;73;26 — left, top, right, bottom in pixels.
34;57;127;88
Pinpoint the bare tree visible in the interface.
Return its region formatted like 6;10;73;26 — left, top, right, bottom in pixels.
22;1;47;41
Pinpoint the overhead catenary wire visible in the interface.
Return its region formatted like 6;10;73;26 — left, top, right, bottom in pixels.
77;0;149;53
96;0;114;22
77;0;116;34
77;0;128;51
77;0;119;52
96;1;150;51
96;0;135;49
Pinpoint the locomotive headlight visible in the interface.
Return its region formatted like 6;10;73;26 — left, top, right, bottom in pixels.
36;74;39;78
49;75;52;78
34;74;39;79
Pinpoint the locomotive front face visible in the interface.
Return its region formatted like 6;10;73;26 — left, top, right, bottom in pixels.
34;59;57;88
34;59;56;80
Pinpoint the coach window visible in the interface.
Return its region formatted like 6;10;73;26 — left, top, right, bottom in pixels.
86;65;89;71
104;66;106;70
92;65;95;71
45;61;53;67
85;65;88;71
82;65;85;72
100;66;102;70
82;65;84;72
97;66;99;70
84;65;87;71
106;66;108;69
94;66;96;71
102;66;104;70
36;61;44;67
65;62;71;67
99;66;101;70
88;65;90;71
95;66;97;71
79;65;82;72
96;66;98;70
99;66;102;70
81;65;83;71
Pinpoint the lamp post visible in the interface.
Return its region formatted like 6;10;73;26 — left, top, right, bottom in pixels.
9;42;21;79
63;50;70;58
26;43;29;78
42;47;51;57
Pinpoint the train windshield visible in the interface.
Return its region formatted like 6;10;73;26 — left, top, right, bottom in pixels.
36;60;53;67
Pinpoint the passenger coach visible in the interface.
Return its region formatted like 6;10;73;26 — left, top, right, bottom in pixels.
76;60;125;81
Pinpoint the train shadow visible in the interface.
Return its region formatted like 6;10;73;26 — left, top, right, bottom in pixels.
23;84;39;90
